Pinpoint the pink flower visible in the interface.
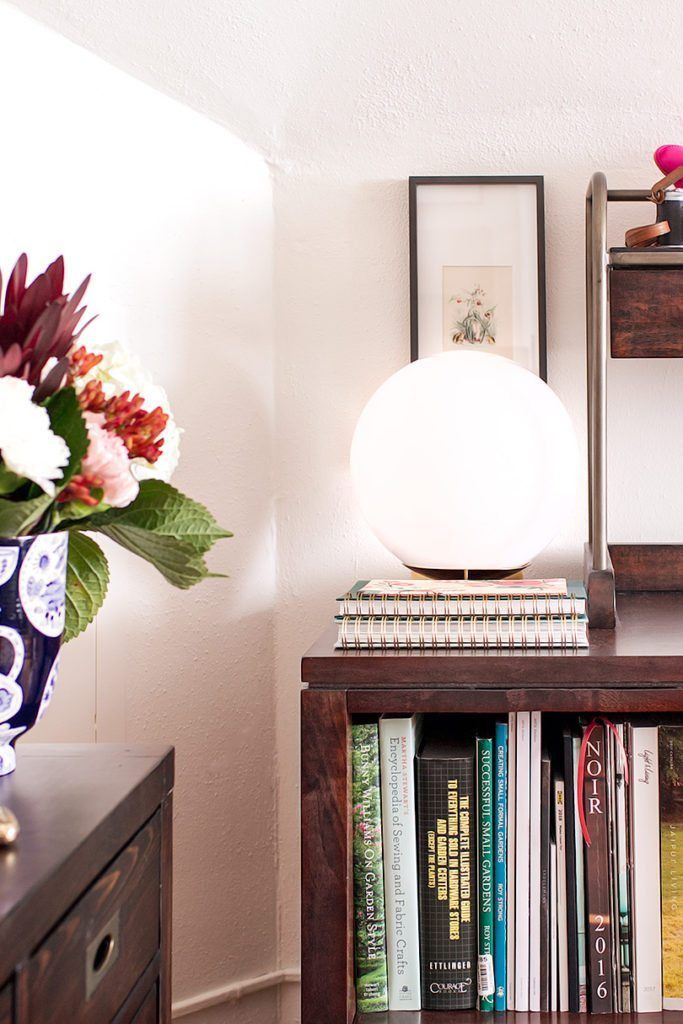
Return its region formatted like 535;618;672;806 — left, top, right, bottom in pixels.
82;412;139;508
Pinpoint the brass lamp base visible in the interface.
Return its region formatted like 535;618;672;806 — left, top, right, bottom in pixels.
405;565;526;581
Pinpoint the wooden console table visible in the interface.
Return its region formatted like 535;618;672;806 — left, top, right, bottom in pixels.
0;744;174;1023
300;592;683;1024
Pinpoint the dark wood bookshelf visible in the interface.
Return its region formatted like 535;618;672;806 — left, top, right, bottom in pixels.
300;591;683;1024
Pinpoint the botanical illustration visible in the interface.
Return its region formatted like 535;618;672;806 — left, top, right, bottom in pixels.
449;284;497;345
442;265;513;360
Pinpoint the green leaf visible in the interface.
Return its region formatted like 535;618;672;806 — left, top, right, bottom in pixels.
44;386;88;488
53;493;106;529
0;466;26;496
87;480;232;555
64;531;110;642
96;522;209;588
0;493;53;537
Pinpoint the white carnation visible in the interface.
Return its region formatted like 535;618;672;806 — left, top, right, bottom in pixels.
0;377;70;496
76;339;181;482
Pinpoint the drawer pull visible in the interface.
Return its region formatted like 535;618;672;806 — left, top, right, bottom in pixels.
93;933;115;973
85;910;120;1000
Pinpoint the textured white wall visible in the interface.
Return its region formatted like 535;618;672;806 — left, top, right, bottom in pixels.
0;5;279;1022
4;2;683;1023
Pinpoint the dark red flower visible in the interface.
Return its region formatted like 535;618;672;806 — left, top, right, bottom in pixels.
0;254;94;400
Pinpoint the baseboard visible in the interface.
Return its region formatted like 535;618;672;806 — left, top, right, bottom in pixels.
172;968;300;1019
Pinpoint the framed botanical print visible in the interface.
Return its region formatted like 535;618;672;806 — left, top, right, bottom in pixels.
409;176;547;379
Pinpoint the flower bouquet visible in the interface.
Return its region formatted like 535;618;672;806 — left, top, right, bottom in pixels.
0;254;230;772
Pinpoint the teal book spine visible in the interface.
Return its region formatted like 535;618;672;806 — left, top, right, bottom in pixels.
477;736;495;1011
352;722;389;1012
494;723;508;1011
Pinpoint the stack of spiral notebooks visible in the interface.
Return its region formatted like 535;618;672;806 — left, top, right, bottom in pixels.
335;578;588;649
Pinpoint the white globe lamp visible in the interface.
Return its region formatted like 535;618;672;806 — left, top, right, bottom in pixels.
350;351;579;577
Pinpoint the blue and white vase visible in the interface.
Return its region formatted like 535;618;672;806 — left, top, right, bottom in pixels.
0;533;67;776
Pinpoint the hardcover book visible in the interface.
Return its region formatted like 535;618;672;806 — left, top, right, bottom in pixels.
416;730;477;1010
494;722;508;1012
514;711;530;1011
351;722;389;1012
379;715;422;1010
562;730;580;1012
554;777;569;1012
506;712;517;1011
529;711;542;1011
550;839;558;1011
572;735;589;1012
582;722;615;1013
540;751;552;1012
477;735;495;1012
629;724;662;1012
614;724;632;1011
605;729;621;1008
659;725;683;1009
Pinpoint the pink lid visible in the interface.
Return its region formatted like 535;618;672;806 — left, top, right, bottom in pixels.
654;145;683;188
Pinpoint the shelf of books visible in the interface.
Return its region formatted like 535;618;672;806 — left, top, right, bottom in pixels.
301;587;683;1024
351;712;679;1019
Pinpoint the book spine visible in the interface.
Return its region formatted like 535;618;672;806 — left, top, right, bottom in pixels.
550;839;558;1011
626;724;663;1011
572;735;588;1012
529;711;542;1011
351;722;389;1012
477;737;495;1012
562;732;580;1012
379;717;421;1010
539;753;551;1012
629;725;662;1011
659;725;683;1009
417;751;477;1009
494;723;508;1012
605;730;621;1008
554;778;569;1012
583;722;615;1013
514;711;530;1011
614;724;632;1012
506;712;516;1010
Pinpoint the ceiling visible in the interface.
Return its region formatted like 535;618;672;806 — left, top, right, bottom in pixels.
6;0;674;172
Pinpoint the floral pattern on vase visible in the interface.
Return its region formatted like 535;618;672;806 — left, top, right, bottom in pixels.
0;534;67;776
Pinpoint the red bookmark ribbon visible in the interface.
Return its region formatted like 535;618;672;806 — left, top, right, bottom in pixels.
577;716;629;848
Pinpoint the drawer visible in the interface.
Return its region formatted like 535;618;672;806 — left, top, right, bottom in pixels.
26;813;161;1024
0;981;11;1024
131;984;157;1024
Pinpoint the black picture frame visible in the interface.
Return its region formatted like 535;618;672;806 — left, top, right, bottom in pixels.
409;175;547;381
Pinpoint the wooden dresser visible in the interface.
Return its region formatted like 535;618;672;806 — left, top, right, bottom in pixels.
0;744;174;1024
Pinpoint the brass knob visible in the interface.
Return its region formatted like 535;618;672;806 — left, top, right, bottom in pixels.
0;806;19;845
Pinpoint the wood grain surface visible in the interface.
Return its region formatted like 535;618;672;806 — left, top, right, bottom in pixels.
611;544;683;592
25;814;160;1024
610;266;683;357
301;688;354;1024
303;593;683;687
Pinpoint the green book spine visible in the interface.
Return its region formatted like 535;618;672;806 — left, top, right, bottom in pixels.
477;736;495;1011
352;722;389;1012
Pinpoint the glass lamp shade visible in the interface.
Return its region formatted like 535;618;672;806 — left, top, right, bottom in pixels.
350;351;579;575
